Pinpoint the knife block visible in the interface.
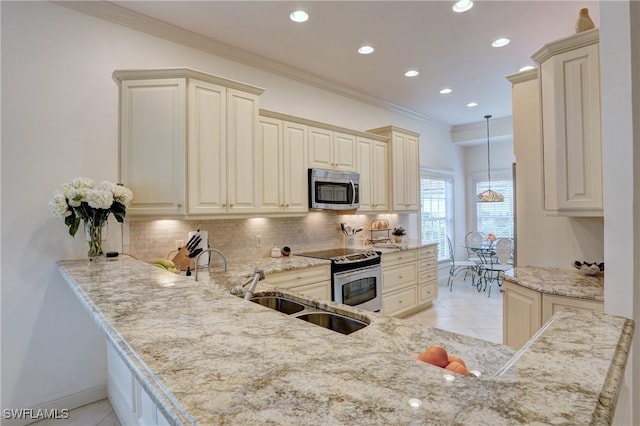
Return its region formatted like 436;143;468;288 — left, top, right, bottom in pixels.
171;247;192;271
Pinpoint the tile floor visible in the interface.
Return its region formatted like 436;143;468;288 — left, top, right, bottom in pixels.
28;399;119;426
29;275;502;425
404;275;503;344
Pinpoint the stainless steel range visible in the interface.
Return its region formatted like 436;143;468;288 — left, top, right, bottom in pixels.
297;248;382;312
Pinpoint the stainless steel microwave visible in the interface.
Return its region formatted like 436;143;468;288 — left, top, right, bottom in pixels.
308;168;360;210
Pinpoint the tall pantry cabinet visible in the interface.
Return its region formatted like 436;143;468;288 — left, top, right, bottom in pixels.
114;68;265;217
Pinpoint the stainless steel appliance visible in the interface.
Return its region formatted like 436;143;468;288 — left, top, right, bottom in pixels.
308;168;360;210
297;248;381;312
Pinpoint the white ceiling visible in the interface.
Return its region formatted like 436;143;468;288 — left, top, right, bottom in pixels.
108;1;599;127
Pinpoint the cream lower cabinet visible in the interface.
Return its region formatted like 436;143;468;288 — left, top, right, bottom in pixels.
503;280;603;348
502;281;542;349
266;265;331;301
257;117;308;214
367;126;420;212
107;341;170;426
381;250;419;317
114;68;265;218
308;127;356;172
418;245;438;305
381;246;438;317
356;137;389;212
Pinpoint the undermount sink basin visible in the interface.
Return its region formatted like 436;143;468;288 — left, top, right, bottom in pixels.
293;312;368;335
250;296;306;314
248;294;369;335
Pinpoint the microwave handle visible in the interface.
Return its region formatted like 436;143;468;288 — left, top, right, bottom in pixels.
349;180;355;207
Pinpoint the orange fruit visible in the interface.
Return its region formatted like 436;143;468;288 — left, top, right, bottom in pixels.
417;345;449;368
448;355;467;368
445;361;470;376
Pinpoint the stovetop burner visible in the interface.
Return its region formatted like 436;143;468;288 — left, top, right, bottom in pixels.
297;248;380;265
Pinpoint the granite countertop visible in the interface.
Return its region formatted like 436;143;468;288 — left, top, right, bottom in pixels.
58;256;633;425
502;266;604;302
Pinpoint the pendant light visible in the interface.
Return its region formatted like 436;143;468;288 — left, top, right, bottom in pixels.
476;114;504;202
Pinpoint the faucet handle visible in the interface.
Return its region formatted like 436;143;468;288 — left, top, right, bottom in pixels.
254;267;266;280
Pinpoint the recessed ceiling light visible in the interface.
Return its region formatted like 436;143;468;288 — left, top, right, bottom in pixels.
452;0;474;13
519;65;535;72
290;10;309;23
404;70;419;77
466;102;478;108
358;45;374;55
491;38;510;48
440;88;453;95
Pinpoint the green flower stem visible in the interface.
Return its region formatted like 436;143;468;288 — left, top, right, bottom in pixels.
86;221;106;258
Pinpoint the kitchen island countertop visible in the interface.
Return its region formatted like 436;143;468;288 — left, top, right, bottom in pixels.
58;256;632;425
502;266;604;301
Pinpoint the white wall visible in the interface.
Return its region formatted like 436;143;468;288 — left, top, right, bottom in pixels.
600;1;640;423
0;1;462;410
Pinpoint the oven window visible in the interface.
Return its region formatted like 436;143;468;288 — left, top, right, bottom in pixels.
342;277;377;306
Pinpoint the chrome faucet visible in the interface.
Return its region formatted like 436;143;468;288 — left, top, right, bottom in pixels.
230;268;266;300
194;249;228;282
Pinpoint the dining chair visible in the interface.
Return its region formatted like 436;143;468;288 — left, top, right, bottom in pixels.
464;231;485;264
480;237;513;297
446;236;478;291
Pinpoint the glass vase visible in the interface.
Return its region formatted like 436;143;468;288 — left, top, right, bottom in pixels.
85;220;107;259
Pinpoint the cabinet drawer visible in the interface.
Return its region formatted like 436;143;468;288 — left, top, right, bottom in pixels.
266;265;330;288
418;245;437;259
382;250;417;267
382;263;417;294
419;283;437;304
542;294;603;323
419;258;437;272
288;280;331;301
418;268;437;286
383;286;417;316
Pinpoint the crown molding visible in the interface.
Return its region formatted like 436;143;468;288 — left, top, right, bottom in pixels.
531;28;599;64
506;69;538;85
55;1;451;129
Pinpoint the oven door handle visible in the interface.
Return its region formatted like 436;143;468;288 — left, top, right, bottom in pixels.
349;180;356;207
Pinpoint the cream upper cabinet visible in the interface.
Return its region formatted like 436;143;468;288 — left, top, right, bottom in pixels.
257;117;308;214
532;30;603;217
226;88;261;214
308;127;356;171
118;78;187;216
367;126;420;212
114;68;265;218
356;137;388;212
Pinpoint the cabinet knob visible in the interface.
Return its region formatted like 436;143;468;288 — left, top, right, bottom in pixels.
285;204;290;207
176;203;182;208
229;204;234;207
399;275;403;279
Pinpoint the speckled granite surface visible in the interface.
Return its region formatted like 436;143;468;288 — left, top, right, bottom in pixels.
58;256;632;425
502;266;604;301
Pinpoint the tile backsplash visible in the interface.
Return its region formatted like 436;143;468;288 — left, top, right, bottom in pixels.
124;212;415;261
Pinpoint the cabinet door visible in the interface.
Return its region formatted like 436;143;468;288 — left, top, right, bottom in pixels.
333;132;356;171
187;80;227;215
283;121;308;213
257;117;284;213
226;89;260;213
372;140;389;211
541;43;602;215
503;281;541;348
356;138;374;211
308;127;334;169
120;78;186;216
403;135;420;210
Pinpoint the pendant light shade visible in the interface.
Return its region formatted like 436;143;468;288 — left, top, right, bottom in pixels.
476;115;504;203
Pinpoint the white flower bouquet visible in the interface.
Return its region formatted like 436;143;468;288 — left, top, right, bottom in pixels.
49;177;133;256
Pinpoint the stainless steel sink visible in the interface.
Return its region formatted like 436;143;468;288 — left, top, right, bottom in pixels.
250;296;306;314
293;312;368;335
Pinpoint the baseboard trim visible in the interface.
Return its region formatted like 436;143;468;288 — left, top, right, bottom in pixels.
2;385;107;426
